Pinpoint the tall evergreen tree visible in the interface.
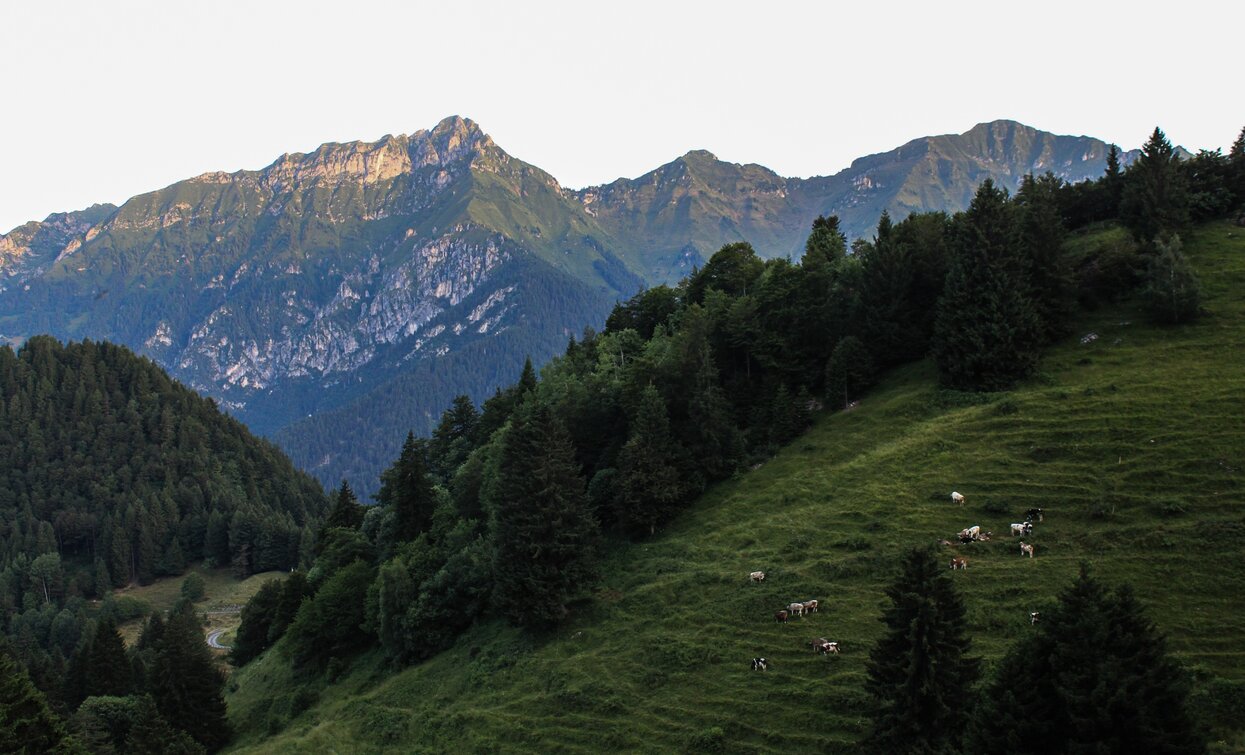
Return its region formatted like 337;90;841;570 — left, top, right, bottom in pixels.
1104;142;1124;216
150;603;230;752
932;179;1042;391
864;547;979;754
82;617;133;699
1016;172;1074;342
803;214;848;266
429;394;480;479
970;566;1204;754
0;648;83;754
1120;126;1191;242
491;401;600;628
614;385;687;536
376;433;437;544
323;480;364;531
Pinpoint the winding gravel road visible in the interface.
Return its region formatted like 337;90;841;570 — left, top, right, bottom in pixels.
207;630;231;650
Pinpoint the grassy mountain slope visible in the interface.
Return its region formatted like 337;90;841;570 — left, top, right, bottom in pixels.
225;220;1245;752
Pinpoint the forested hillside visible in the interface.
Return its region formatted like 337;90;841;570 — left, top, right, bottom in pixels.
221;128;1245;752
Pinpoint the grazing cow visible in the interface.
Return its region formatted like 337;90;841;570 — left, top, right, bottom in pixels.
752;657;769;671
1030;611;1041;625
750;571;766;583
816;641;840;655
950;556;967;570
775;610;789;623
802;599;819;614
1019;542;1035;558
958;525;982;543
787;602;806;618
811;637;830;653
1025;508;1045;523
1010;522;1033;537
951;491;965;506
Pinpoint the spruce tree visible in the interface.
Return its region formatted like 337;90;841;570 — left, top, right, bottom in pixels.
1142;235;1202;324
1015;173;1074;342
0;649;83;754
804;214;848;266
429;394;480;479
614;385;687;536
376;433;437;544
150;603;230;752
323;480;364;531
83;617;133;698
229;579;282;666
858;212;925;367
1104;143;1124;216
1120;126;1191;242
970;566;1204;754
864;547;979;754
932;179;1043;391
491;401;601;628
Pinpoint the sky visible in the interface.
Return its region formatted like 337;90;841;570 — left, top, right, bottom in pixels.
1;0;1241;233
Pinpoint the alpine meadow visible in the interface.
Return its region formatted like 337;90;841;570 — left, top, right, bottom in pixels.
2;99;1245;755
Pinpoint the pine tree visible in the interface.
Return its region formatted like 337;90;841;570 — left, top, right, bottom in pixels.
864;547;979;754
126;695;204;755
491;401;601;628
858;212;925;367
376;433;437;544
0;649;83;753
323;480;364;531
1120;126;1191;242
932;179;1043;391
1142;235;1202;324
150;603;230;751
83;617;133;698
970;566;1204;754
803;214;848;266
429;394;480;479
1015;173;1074;342
1104;143;1124;216
614;385;687;536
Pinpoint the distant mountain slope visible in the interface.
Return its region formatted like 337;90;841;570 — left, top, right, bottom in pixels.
0;336;326;585
575;119;1134;257
0;118;1146;492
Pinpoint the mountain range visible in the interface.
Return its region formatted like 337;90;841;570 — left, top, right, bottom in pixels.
0;117;1141;492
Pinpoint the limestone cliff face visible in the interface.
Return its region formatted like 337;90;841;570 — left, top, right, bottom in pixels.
0;204;115;293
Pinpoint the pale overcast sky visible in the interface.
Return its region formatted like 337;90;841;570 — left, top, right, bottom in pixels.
1;0;1240;233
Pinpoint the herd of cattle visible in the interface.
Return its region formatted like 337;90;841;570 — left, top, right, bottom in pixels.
942;495;1045;570
749;493;1045;671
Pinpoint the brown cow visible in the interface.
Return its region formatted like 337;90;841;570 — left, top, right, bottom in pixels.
950;556;967;570
775;610;789;623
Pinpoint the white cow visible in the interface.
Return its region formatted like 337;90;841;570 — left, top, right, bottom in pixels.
750;571;766;583
1019;542;1035;559
951;491;965;506
787;602;806;617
